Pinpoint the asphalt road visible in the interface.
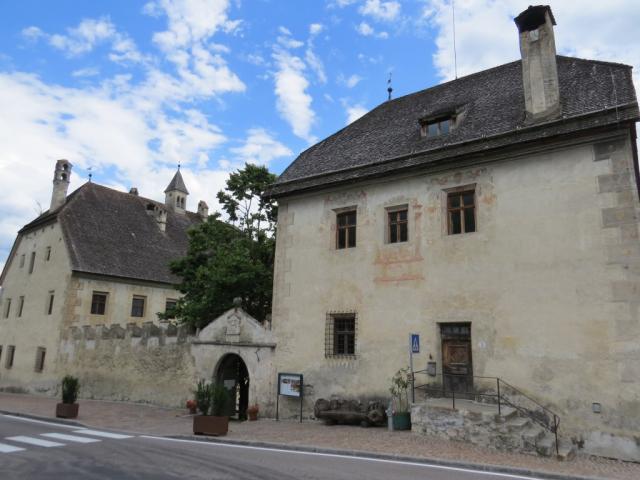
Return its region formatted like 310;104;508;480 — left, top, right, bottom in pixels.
0;414;544;480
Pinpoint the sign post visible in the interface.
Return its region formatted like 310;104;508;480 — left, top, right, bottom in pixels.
276;372;304;423
410;334;419;403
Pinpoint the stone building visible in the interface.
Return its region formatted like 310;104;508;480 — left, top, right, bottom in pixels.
0;161;205;400
266;6;640;460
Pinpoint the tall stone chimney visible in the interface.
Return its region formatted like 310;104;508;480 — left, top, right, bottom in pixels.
197;200;209;219
514;5;560;122
50;159;72;211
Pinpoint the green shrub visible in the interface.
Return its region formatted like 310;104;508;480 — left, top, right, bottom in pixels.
211;384;230;417
389;367;412;413
195;379;212;415
61;375;80;404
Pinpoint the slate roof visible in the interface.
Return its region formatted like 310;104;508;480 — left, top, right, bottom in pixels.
268;56;639;198
17;183;201;285
164;169;189;194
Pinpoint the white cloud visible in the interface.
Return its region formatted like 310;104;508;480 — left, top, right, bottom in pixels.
359;0;401;22
333;0;357;7
338;73;362;88
356;21;388;39
21;26;44;40
272;48;316;143
230;128;292;165
309;23;324;35
72;67;100;77
345;104;368;124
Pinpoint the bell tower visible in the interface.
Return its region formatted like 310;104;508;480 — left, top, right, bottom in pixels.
50;159;72;211
164;167;189;214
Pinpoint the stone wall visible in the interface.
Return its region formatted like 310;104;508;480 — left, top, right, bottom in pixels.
58;322;196;407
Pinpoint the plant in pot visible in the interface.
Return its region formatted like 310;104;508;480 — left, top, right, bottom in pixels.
192;380;230;436
186;399;197;414
389;367;412;431
247;403;259;421
56;375;80;419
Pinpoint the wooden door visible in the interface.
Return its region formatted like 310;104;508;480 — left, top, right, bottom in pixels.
440;324;473;397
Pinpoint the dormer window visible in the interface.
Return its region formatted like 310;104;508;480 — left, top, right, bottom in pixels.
420;116;454;138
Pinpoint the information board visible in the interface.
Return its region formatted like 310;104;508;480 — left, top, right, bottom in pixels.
278;373;303;397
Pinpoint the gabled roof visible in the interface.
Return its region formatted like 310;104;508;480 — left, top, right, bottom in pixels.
268;56;639;198
16;183;201;285
164;169;189;194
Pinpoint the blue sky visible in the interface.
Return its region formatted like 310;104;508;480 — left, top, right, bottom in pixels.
0;0;638;271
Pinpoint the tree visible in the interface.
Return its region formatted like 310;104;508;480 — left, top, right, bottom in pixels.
166;164;277;329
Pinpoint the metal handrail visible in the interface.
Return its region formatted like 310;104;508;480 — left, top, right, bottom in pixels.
412;371;560;455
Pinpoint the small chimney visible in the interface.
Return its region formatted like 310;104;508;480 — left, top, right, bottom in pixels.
514;5;560;122
50;159;72;211
197;200;209;219
155;206;167;232
129;187;139;196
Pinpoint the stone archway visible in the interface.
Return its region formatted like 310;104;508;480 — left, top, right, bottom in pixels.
215;353;249;420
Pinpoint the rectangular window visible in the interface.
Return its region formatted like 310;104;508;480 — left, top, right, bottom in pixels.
90;292;108;315
165;299;177;319
131;296;146;318
325;313;357;357
4;298;11;318
447;189;476;235
28;252;36;274
0;346;3;363
19;255;25;268
34;347;46;372
47;292;55;315
45;247;52;261
5;345;15;369
336;210;357;249
388;208;408;243
17;296;24;318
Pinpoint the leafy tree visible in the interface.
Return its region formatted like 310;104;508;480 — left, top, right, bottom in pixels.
165;164;277;329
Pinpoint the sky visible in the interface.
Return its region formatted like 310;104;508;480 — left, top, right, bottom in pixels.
0;0;639;272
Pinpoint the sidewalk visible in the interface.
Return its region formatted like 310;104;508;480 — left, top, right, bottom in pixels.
1;392;639;480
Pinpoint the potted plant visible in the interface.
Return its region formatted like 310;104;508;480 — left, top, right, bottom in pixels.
247;403;259;421
56;375;80;419
186;399;197;414
192;380;230;436
389;367;412;430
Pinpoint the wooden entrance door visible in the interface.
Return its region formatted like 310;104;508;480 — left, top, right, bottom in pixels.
440;324;472;397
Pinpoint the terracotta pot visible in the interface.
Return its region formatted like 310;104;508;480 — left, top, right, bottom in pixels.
56;403;79;419
247;407;258;421
193;415;229;436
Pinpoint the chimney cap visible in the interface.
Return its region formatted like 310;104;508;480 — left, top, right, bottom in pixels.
129;187;139;196
514;5;556;33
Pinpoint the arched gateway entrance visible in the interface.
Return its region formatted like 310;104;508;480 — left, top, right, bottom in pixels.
216;354;249;420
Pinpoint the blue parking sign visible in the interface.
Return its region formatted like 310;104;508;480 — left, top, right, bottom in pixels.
411;334;420;353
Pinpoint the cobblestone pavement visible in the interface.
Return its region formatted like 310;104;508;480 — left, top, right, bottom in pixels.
1;392;639;479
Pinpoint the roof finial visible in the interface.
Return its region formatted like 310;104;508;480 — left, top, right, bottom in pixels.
88;166;93;183
177;162;181;171
387;72;393;101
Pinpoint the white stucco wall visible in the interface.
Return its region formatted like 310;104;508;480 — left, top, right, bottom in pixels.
271;132;640;459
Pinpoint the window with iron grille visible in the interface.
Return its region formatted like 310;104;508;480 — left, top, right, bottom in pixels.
447;189;476;235
34;347;46;372
165;299;177;319
5;345;15;369
336;210;357;249
91;292;108;315
387;207;408;243
325;312;357;357
131;296;146;317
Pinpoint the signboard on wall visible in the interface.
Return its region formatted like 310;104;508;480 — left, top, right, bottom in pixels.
278;373;303;397
411;334;420;353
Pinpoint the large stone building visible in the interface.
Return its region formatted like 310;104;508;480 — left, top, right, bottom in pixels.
266;5;640;460
0;161;205;399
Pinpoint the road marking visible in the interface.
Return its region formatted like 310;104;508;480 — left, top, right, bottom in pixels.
41;433;101;444
0;442;25;453
72;429;133;439
141;436;544;480
2;415;77;429
6;436;65;448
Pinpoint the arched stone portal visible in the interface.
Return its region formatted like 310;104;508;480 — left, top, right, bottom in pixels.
216;353;249;420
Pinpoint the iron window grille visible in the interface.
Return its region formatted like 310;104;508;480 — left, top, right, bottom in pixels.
325;312;357;358
131;296;146;317
91;292;108;315
447;189;476;235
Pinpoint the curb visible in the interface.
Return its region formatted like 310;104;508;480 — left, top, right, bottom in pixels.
165;434;606;480
0;409;87;428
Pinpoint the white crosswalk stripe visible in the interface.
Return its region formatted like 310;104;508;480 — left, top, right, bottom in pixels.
6;436;65;447
0;442;25;453
72;429;133;439
41;433;101;444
